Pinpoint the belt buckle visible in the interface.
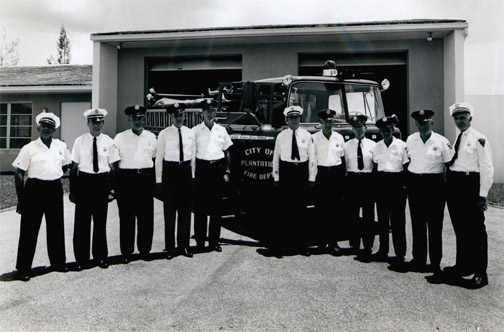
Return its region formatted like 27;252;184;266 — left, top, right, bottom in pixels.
136;169;141;174
178;161;183;165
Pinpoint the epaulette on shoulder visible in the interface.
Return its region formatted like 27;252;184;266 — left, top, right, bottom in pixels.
478;138;486;147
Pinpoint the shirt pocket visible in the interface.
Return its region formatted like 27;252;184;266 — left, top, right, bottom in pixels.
426;146;442;162
143;143;156;160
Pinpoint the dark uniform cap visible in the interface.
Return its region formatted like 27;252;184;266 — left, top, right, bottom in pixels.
124;105;146;117
376;114;399;128
348;113;368;126
318;109;336;120
166;103;186;115
411;109;434;121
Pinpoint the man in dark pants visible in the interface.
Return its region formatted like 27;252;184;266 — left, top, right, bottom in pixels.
155;104;195;258
371;115;409;264
344;114;376;262
312;109;346;254
193;103;233;252
405;109;453;283
444;102;494;288
272;106;316;255
70;108;120;270
12;111;71;281
114;105;157;263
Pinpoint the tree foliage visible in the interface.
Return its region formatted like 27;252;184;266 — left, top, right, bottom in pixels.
48;25;71;65
0;27;20;67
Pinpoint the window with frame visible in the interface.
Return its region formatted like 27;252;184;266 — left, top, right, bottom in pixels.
0;103;33;149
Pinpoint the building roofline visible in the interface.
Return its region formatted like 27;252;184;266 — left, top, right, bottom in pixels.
91;19;468;43
0;85;91;94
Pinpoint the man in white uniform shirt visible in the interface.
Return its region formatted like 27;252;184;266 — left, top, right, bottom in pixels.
344;114;376;262
70;108;120;270
114;105;157;263
444;102;494;288
12;111;71;281
312;109;346;254
372;115;409;265
193;104;233;252
272;105;316;256
406;109;453;283
156;104;196;258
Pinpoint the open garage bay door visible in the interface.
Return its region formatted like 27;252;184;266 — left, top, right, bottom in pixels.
299;53;408;137
147;55;242;96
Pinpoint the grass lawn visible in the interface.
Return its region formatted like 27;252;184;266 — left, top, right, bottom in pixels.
0;174;70;210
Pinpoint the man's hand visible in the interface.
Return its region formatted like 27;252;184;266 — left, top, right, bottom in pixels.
223;173;230;183
16;200;23;214
107;190;116;203
154;183;164;201
69;192;77;204
477;196;488;212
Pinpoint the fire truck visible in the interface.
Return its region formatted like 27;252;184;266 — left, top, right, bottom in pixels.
147;61;394;239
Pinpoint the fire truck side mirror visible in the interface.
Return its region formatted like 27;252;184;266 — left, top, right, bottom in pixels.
242;81;257;112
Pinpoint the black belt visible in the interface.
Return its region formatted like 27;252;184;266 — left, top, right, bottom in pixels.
448;170;479;176
409;172;443;177
197;158;224;165
280;160;307;166
119;168;154;174
164;160;191;166
347;171;372;176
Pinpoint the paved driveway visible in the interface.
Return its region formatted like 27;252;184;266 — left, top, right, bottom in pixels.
1;197;503;331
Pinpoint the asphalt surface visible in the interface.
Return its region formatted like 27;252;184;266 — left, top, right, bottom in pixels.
1;197;503;332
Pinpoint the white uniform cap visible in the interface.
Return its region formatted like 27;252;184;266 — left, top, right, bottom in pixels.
36;111;60;128
449;102;474;117
83;108;108;120
283;105;303;117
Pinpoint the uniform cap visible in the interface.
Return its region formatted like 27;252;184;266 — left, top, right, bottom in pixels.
318;109;336;120
449;102;474;117
376;114;399;128
36;111;60;129
124;105;146;117
166;103;186;115
83;108;108;121
348;113;368;126
411;109;434;121
283;105;303;117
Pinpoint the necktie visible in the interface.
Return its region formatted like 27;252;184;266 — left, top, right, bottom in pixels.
93;136;99;173
449;132;463;166
357;141;364;170
178;127;184;162
291;130;300;161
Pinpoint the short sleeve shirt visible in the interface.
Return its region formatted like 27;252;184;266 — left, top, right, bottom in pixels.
193;122;233;160
372;137;409;173
312;130;345;167
72;133;121;174
12;138;71;180
114;129;157;169
406;132;453;174
344;138;376;173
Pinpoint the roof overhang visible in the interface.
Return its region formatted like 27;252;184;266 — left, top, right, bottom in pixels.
0;86;92;94
91;20;468;49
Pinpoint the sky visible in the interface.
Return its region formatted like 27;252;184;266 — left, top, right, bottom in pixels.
1;0;503;95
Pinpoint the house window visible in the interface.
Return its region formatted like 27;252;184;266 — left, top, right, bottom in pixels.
0;103;33;149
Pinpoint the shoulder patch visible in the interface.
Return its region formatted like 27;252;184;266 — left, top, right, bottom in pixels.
478;138;486;147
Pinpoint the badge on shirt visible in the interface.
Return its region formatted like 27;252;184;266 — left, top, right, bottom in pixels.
104;147;108;152
432;146;438;151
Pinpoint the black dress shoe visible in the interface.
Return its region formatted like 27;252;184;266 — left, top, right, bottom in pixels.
75;265;83;271
121;256;130;264
17;271;30;282
425;270;445;284
212;245;222;252
370;252;389;262
97;260;108;269
166;251;174;260
406;259;427;272
327;246;342;256
444;265;473;277
181;248;193;258
52;265;69;273
469;274;488;289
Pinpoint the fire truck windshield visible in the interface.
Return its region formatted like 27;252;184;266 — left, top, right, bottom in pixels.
287;81;385;123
